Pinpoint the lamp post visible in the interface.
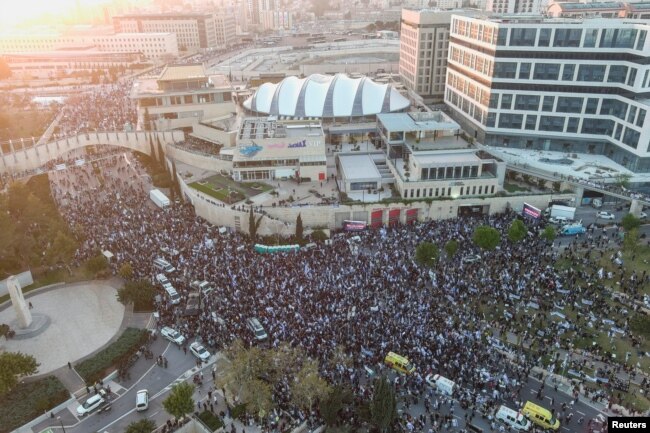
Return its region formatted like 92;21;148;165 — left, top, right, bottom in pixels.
57;416;66;433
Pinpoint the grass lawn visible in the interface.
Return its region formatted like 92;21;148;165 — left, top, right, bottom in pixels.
189;174;273;204
0;376;69;433
0;109;56;143
504;181;529;193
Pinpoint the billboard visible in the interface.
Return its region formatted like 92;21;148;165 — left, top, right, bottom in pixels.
343;220;367;231
522;202;541;219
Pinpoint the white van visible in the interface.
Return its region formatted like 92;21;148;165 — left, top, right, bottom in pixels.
164;286;181;304
425;373;456;396
495;405;531;431
136;389;149;411
153;258;175;273
155;273;169;286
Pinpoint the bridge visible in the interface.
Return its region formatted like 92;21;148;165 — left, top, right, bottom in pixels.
0;130;185;174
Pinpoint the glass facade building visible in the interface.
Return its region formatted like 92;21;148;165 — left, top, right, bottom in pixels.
445;16;650;172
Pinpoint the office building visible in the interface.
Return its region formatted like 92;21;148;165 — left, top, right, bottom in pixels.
547;2;627;18
113;13;218;51
131;64;235;130
214;14;235;48
0;31;178;59
399;9;476;104
232;118;326;182
445;15;650;172
486;0;543;14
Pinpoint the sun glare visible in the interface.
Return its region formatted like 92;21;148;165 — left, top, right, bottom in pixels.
0;0;110;28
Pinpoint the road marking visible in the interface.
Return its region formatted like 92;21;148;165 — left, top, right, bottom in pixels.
562;427;571;431
577;410;586;416
545;396;553;401
148;410;160;419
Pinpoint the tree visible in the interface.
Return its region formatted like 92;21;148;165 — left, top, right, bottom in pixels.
0;57;11;80
143;107;152;132
0;352;39;395
162;382;195;420
622;213;641;232
242;378;273;420
552;181;561;192
541;226;556;243
414;242;439;267
507;219;527;243
310;229;328;242
118;262;134;280
472;225;501;251
125;419;156;433
149;136;156;160
156;136;164;167
368;376;397;433
623;228;640;254
536;178;546;189
86;254;108;275
248;207;263;243
295;213;304;244
521;174;531;185
117;279;156;311
320;385;353;427
444;239;459;258
616;174;631;190
291;359;331;415
44;230;77;265
217;340;269;402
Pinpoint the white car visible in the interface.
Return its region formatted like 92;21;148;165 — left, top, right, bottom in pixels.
597;211;615;220
640;212;647;219
136;389;149;411
161;326;185;345
189;342;211;362
462;254;481;264
76;393;105;417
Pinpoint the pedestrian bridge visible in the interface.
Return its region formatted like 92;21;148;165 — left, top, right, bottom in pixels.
0;130;185;174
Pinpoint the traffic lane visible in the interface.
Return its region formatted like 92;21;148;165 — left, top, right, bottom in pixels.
67;343;197;432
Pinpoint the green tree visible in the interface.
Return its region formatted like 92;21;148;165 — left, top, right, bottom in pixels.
156;136;164;167
507;219;527;243
45;230;77;265
248;207;263;243
242;378;273;420
162;382;195;420
368;376;397;433
473;225;501;251
143;107;152;132
623;228;640;254
536;178;546;189
118;262;134;280
310;229;328;242
291;359;331;415
622;213;641;232
149;136;156;159
320;386;353;427
521;174;531;185
616;174;631;190
86;254;108;275
541;225;556;243
217;340;269;402
0;352;39;395
444;239;459;258
414;242;439;267
117;279;156;311
295;213;304;244
125;419;156;433
552;181;561;192
0;57;11;80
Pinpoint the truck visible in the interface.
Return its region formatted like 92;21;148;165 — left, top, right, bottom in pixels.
544;204;576;221
560;223;586;236
149;189;170;209
183;289;200;316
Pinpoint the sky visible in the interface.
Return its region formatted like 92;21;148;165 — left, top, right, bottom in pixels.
0;0;112;28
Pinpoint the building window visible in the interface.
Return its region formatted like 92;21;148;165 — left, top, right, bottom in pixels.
525;115;537;130
538;28;551;47
533;63;560;80
542;96;555;112
498;113;523;129
518;63;531;80
556;97;583;113
561;64;575;81
510;28;536;46
500;94;513;110
577;65;606;82
566;118;579;133
539;116;565;132
515;94;540;111
599;28;637;49
553;28;582;47
583;29;599;48
494;62;517;79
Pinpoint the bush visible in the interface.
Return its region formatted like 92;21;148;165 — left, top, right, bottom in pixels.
231;403;248;420
198;410;224;430
75;328;148;383
0;376;69;433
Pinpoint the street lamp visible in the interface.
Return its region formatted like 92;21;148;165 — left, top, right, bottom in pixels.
57;416;66;433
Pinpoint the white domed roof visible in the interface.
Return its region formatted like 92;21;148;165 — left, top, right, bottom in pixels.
243;73;410;118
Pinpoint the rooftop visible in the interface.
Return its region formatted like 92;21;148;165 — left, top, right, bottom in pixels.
377;112;459;132
412;151;482;166
558;2;625;10
338;153;382;181
159;64;206;81
131;73;231;98
238;118;323;140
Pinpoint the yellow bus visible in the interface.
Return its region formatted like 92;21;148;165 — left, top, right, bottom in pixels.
522;401;560;430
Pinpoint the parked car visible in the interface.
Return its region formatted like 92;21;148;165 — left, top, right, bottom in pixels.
596;211;615;220
189;342;211;362
247;317;268;340
76;392;106;417
462;254;481;264
161;326;185;345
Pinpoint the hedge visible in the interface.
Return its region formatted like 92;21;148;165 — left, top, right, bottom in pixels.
75;327;148;383
198;410;224;431
0;376;69;433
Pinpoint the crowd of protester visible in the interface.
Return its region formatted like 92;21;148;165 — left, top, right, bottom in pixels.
46;150;649;432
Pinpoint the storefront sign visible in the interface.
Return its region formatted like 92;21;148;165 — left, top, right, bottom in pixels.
288;140;306;148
